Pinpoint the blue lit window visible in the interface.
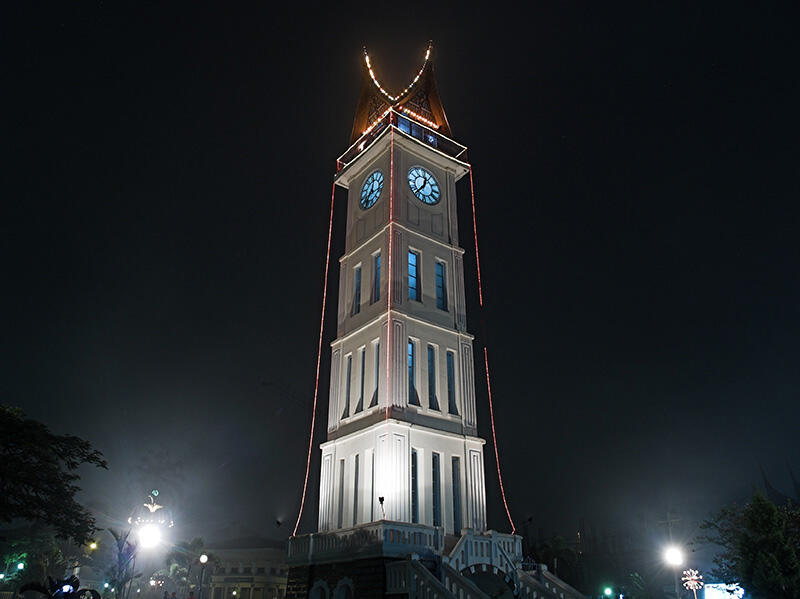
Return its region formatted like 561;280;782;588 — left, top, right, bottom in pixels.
372;253;381;303
432;453;441;527
452;457;462;534
408;250;420;301
369;340;379;408
408;339;420;406
435;261;447;310
411;449;419;524
411;122;423;139
427;345;439;411
342;355;352;419
447;351;458;415
398;117;411;134
352;265;362;315
355;348;365;413
425;133;438;148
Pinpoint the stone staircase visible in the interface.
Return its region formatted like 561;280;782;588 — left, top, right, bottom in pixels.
385;529;587;599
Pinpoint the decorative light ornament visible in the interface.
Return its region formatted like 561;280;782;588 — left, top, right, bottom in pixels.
682;569;704;599
362;107;392;136
363;42;433;103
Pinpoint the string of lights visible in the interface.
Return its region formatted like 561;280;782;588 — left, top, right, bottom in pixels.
364;43;432;103
469;165;516;534
397;106;439;130
292;179;337;538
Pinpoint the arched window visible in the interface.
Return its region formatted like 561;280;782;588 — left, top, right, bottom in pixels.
309;581;329;599
333;578;354;599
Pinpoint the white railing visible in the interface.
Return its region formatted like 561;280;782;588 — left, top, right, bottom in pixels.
444;529;522;574
441;563;491;599
387;559;491;599
288;520;444;565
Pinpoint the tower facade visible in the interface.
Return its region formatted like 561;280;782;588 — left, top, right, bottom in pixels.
317;46;486;537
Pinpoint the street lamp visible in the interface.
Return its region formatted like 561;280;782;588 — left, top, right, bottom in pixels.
663;546;684;598
604;588;613;597
16;563;24;571
198;555;209;599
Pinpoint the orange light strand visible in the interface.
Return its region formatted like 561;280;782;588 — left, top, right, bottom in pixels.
292;180;337;538
469;166;515;535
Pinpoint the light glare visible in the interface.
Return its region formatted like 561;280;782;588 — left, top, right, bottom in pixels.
138;524;162;548
664;546;684;566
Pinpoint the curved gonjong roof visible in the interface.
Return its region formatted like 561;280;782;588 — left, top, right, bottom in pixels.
349;42;453;143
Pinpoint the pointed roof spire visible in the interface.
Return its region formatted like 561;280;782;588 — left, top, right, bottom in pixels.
350;42;452;143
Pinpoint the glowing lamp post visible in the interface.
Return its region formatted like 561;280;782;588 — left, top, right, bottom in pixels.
663;546;684;598
198;555;209;599
682;569;703;599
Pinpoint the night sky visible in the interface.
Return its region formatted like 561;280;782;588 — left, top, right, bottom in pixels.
3;1;799;561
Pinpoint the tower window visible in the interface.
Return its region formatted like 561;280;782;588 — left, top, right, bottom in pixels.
353;454;360;525
372;252;381;303
432;453;441;527
411;449;419;524
427;345;439;411
435;261;448;311
369;340;379;408
447;351;458;415
342;355;352;419
452;456;462;534
408;251;420;301
408;339;420;406
355;347;365;413
352;265;362;315
337;459;345;529
398;116;411;135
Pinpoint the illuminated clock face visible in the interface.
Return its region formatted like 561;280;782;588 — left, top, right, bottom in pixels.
408;167;440;204
360;170;384;209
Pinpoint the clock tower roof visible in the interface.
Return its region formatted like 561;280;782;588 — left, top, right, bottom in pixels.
350;42;452;143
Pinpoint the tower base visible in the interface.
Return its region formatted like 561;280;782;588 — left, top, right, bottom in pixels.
286;521;586;599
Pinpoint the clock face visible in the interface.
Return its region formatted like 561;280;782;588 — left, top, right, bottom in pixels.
360;170;384;209
408;167;440;205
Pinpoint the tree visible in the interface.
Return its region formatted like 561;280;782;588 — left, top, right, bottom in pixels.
163;538;213;597
104;529;140;599
701;492;800;599
0;406;107;546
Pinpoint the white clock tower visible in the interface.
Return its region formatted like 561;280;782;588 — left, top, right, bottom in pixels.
287;44;583;599
317;44;486;537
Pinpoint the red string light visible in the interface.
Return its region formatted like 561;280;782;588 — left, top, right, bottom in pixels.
385;115;395;422
469;166;515;535
468;167;484;307
292;180;337;538
483;347;515;534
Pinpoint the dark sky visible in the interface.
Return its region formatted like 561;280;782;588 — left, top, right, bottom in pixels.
3;0;799;561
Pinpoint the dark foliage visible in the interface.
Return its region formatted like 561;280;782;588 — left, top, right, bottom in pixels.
701;492;800;599
20;574;100;599
0;406;107;546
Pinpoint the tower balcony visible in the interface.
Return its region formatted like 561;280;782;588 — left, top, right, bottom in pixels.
287;520;445;565
336;109;468;174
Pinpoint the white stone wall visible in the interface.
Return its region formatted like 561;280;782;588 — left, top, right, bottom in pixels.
318;420;486;534
319;127;486;534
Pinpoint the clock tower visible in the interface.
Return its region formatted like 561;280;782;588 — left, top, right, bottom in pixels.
317;43;486;537
286;45;585;599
